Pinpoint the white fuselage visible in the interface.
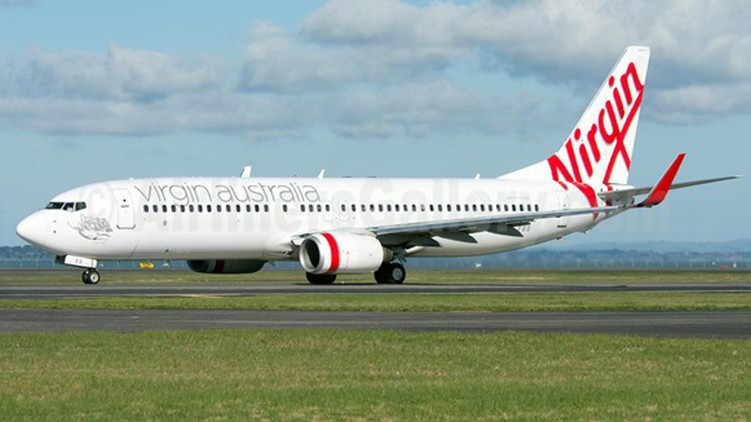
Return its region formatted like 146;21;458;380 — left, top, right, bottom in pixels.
18;176;609;262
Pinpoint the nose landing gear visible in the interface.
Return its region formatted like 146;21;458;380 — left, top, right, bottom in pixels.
82;268;100;285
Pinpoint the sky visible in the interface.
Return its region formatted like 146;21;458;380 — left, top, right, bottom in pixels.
1;0;749;246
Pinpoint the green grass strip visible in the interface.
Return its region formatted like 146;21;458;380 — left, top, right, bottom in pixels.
1;330;750;420
2;291;751;312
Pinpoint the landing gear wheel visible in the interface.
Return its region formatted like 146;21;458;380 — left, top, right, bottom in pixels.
306;272;336;285
374;262;406;284
81;268;100;285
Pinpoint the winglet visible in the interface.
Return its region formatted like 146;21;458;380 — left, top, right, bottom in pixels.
636;153;685;208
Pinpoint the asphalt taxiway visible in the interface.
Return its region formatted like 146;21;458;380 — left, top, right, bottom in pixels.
2;281;750;338
3;282;751;299
1;308;749;338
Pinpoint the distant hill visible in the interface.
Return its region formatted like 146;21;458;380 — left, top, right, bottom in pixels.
545;239;751;254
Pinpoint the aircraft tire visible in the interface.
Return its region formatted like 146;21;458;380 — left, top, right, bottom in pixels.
306;272;336;285
82;268;100;285
374;262;406;284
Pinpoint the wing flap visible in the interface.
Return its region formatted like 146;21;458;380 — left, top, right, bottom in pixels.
370;206;617;238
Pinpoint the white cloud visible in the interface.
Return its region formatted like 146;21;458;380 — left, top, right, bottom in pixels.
0;47;224;101
1;0;750;139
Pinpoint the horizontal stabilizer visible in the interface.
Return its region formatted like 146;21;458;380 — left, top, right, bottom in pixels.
598;154;740;207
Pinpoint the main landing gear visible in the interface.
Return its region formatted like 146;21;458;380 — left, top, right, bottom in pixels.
306;272;337;285
81;268;100;285
374;262;406;284
305;262;407;285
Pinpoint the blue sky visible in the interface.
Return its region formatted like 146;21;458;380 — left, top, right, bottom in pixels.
1;0;749;246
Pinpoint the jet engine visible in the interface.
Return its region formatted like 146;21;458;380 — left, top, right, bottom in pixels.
186;259;266;274
299;232;391;274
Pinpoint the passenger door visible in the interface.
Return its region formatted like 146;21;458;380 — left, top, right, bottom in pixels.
113;189;136;230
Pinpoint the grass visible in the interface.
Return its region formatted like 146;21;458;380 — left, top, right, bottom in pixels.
2;291;751;312
1;330;750;421
2;269;751;312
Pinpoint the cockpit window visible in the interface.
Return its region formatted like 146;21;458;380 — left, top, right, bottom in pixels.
47;202;87;212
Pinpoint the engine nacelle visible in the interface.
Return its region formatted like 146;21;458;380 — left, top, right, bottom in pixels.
186;259;266;274
299;232;390;275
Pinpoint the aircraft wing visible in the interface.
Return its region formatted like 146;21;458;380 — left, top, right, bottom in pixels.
369;205;618;242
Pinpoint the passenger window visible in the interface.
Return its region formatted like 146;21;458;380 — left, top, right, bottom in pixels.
512;204;516;212
317;204;322;212
386;204;392;212
246;204;252;212
411;204;417;212
172;205;178;212
255;205;261;212
325;204;331;212
446;204;452;212
472;204;477;212
420;204;426;212
236;204;241;213
465;204;470;212
143;205;149;213
535;204;540;212
189;205;195;213
180;205;186;213
370;204;375;212
283;204;288;212
264;204;269;212
216;205;222;213
378;204;384;212
527;204;532;212
301;204;306;212
162;205;168;213
197;205;203;213
395;204;400;212
504;204;509;212
153;205;159;213
480;204;485;212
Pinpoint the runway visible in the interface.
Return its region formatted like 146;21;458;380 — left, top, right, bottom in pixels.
3;282;751;299
1;308;749;338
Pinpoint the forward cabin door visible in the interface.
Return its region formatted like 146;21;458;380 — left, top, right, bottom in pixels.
113;188;136;230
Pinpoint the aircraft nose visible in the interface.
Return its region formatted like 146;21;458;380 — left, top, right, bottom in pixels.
16;212;47;245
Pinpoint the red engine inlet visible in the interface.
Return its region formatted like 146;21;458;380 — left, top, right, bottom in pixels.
299;232;389;274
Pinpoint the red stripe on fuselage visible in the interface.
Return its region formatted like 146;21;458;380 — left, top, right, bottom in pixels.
321;233;340;274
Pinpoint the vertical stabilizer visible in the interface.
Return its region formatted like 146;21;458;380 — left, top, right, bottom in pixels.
501;46;650;187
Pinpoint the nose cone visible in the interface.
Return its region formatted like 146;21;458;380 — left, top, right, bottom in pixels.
16;212;47;246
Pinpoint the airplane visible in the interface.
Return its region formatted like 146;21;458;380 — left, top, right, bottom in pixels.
15;46;738;285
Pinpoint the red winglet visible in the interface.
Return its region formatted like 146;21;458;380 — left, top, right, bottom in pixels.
637;153;686;208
